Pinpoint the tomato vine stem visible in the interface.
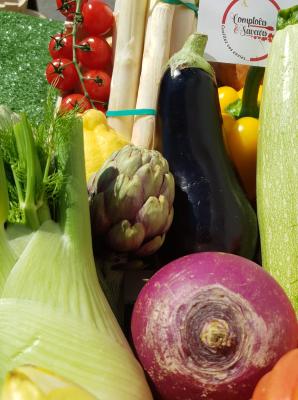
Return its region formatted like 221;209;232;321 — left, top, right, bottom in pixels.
72;0;95;108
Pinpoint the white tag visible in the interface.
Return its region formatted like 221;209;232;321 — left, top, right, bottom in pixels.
197;0;297;66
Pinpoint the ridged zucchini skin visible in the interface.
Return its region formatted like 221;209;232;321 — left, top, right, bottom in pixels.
257;25;298;313
158;67;258;261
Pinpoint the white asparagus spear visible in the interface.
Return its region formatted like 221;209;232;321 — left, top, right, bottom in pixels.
131;1;175;149
169;0;197;56
111;0;121;60
107;0;148;140
114;0;121;12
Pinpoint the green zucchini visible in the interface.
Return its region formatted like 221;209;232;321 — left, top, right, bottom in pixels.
257;17;298;313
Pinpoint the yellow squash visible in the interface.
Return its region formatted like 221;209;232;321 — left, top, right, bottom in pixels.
82;109;128;182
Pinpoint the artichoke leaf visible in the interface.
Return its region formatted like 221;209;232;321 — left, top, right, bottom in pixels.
137;195;171;238
114;146;143;177
90;192;110;236
107;220;146;252
135;163;158;200
136;234;166;257
159;173;175;206
105;174;143;223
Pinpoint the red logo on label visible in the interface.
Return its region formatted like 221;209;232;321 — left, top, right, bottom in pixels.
221;0;280;62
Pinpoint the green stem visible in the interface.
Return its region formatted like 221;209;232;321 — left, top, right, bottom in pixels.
36;127;54;225
238;66;264;118
37;202;52;225
11;167;24;207
168;33;215;80
13;115;41;230
60;117;92;252
277;5;298;31
0;157;9;225
72;0;95;108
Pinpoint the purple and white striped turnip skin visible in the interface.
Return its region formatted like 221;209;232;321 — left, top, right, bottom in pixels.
131;252;298;400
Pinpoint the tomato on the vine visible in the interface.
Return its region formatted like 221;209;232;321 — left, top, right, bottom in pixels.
49;32;73;59
83;69;111;103
76;36;112;70
93;101;107;113
45;58;79;91
60;93;92;113
82;0;114;36
56;0;87;19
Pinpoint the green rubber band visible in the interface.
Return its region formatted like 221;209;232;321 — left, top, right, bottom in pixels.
161;0;198;16
106;109;157;117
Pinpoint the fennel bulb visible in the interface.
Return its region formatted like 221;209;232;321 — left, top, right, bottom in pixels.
0;101;152;399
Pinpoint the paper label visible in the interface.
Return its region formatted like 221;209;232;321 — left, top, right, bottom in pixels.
197;0;297;66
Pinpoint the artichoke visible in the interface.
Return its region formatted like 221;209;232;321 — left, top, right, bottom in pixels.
88;145;175;257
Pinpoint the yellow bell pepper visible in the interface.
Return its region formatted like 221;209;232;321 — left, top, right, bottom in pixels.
218;86;239;113
1;366;95;400
218;66;264;202
225;117;259;202
82;109;128;182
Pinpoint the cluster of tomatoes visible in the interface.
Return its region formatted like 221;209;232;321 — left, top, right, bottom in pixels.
45;0;114;113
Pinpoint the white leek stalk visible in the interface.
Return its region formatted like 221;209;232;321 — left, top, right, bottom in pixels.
131;1;175;149
169;0;197;56
108;0;148;140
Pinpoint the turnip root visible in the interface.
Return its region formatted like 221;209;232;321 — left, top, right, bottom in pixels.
131;252;298;400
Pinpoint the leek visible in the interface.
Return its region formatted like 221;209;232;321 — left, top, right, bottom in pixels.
0;101;153;398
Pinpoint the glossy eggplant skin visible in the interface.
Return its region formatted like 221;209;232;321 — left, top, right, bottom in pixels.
158;67;258;261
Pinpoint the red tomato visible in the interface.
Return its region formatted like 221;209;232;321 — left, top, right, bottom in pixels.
60;94;92;113
76;36;112;70
82;0;114;36
56;0;87;19
45;58;79;91
49;32;73;59
76;24;90;41
83;69;111;103
93;101;107;113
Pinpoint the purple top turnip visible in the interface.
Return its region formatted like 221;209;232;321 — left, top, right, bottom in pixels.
131;252;298;400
